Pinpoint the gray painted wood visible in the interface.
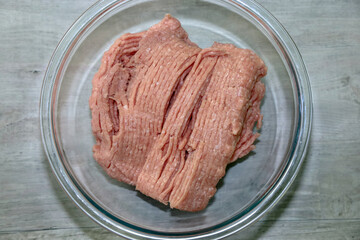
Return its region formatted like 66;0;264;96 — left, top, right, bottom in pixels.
0;0;359;239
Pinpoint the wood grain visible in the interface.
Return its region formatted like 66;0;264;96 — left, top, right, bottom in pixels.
0;0;359;239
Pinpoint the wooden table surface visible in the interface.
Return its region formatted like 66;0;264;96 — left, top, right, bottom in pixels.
1;0;359;239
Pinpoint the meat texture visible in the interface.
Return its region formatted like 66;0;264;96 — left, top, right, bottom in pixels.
90;15;200;185
89;14;267;211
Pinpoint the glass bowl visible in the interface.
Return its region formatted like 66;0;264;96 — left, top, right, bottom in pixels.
40;0;312;239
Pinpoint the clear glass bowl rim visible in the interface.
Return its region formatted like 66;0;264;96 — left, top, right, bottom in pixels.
40;0;313;239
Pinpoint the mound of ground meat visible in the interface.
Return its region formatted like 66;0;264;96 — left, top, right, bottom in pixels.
89;14;267;212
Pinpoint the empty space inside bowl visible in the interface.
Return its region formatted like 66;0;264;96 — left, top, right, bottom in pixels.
55;0;295;234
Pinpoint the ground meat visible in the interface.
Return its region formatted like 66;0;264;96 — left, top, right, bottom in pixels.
89;14;267;211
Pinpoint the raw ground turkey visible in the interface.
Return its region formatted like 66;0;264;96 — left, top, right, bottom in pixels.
89;14;267;212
